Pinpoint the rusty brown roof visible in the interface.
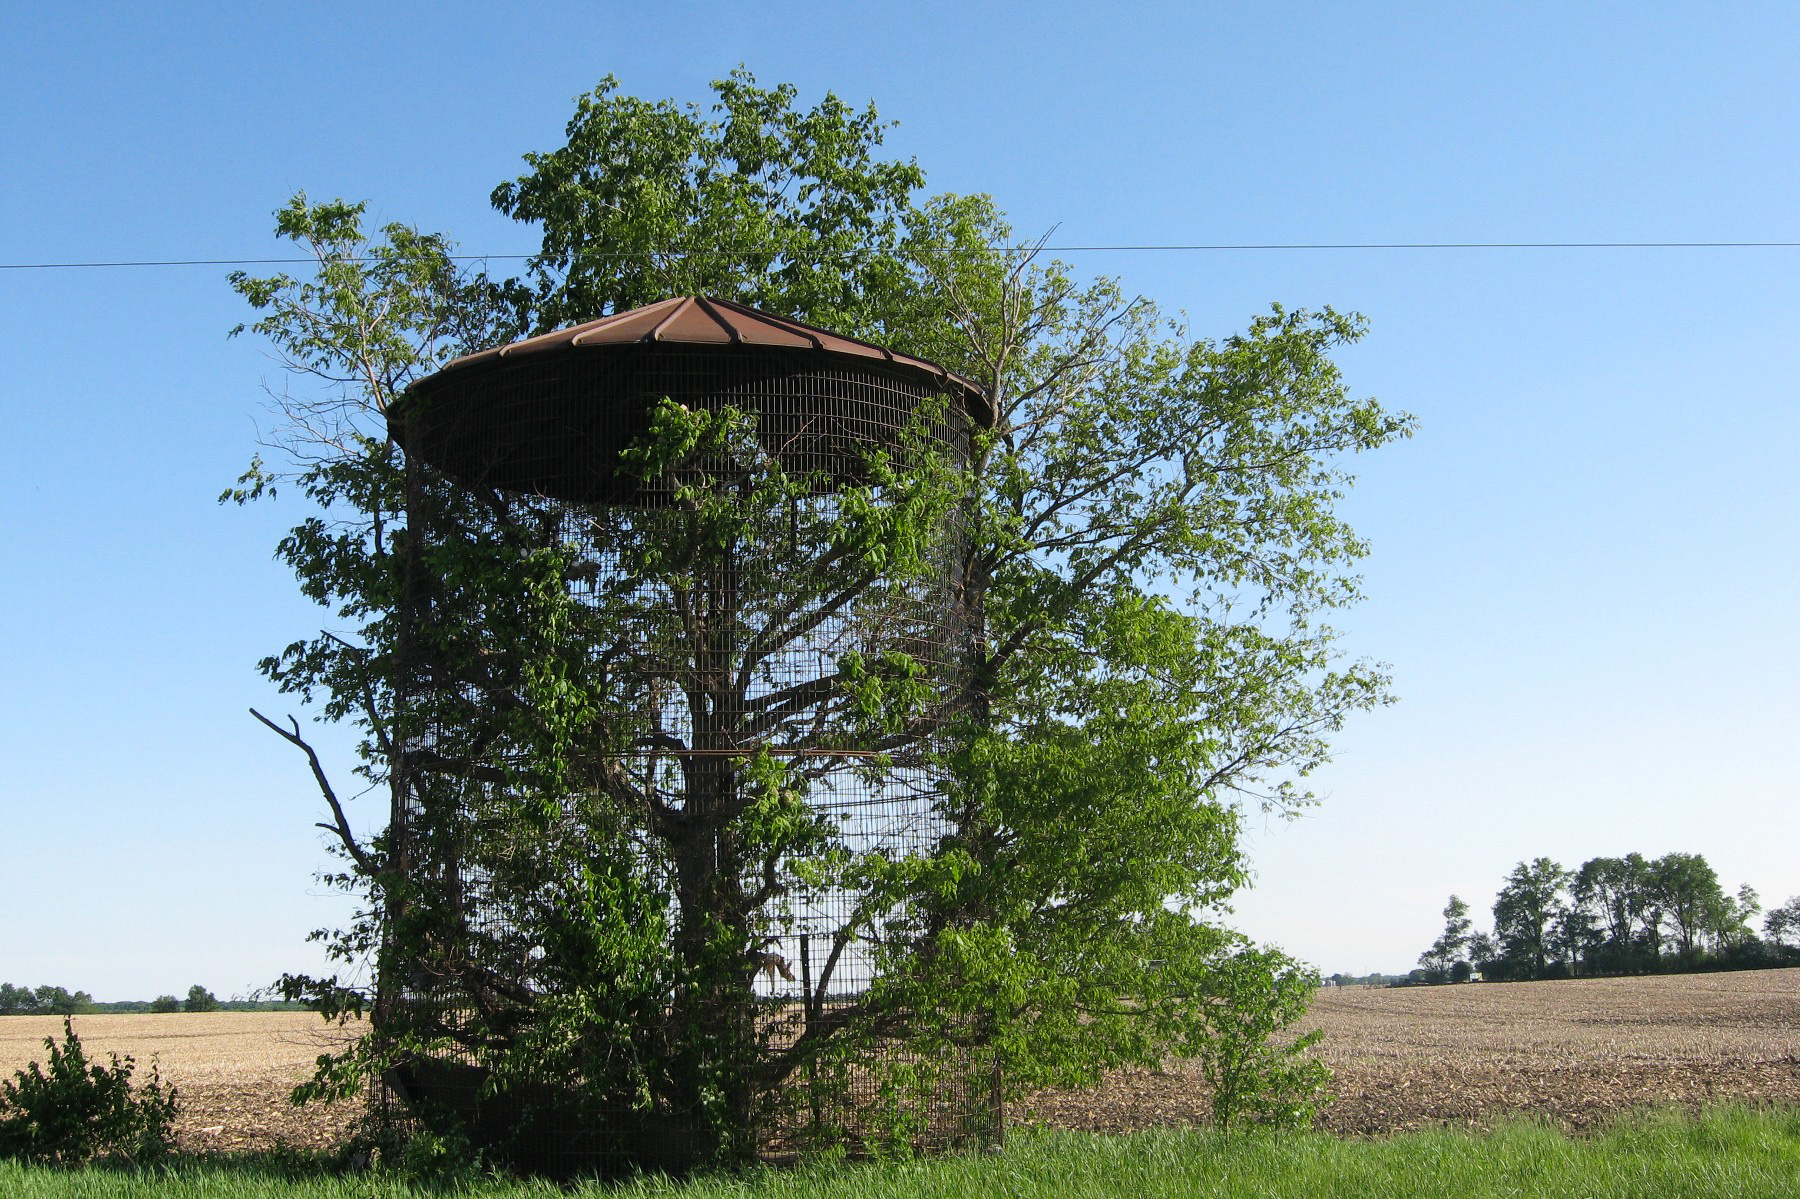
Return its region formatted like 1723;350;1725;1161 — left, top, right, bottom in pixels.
421;295;989;421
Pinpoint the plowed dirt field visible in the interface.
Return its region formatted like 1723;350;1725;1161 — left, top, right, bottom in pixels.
1025;967;1800;1135
4;968;1796;1152
0;1012;361;1154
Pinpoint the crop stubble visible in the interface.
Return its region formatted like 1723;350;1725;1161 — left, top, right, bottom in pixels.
2;969;1795;1152
0;1012;361;1154
1024;967;1800;1135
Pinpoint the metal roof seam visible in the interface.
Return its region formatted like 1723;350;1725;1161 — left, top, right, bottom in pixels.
710;296;822;351
650;297;687;342
401;295;987;423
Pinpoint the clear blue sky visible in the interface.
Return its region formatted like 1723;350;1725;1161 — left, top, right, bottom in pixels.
3;2;1796;998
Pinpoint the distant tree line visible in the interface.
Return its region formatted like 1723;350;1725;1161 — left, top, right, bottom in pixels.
1415;853;1800;983
1323;972;1408;988
0;983;316;1014
0;985;96;1016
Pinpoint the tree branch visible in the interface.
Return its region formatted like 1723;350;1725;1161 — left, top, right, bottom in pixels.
250;708;378;876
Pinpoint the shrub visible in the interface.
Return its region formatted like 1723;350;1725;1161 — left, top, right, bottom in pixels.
0;1018;180;1166
149;995;182;1014
1188;946;1332;1132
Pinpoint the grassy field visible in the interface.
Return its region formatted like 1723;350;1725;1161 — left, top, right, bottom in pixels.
3;968;1797;1163
2;1107;1799;1197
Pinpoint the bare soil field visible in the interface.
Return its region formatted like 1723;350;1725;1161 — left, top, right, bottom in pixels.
1025;967;1800;1136
4;969;1796;1152
0;1012;362;1154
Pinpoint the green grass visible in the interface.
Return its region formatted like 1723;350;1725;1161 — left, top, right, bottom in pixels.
3;1106;1797;1199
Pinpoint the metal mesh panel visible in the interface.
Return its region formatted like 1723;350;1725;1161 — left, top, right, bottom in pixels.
400;346;973;503
385;350;990;1177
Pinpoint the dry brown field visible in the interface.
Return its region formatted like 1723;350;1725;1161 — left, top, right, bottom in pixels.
4;968;1796;1152
0;1012;362;1154
1026;967;1800;1135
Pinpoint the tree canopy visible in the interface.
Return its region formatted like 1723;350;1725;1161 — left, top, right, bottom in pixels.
181;986;220;1014
0;986;95;1017
1418;895;1473;983
230;70;1411;1167
1413;850;1787;983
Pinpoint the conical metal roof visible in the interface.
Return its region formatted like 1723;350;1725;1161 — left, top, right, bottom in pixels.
411;296;988;421
391;295;988;503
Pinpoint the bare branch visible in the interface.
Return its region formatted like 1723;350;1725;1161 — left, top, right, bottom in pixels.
250;708;377;876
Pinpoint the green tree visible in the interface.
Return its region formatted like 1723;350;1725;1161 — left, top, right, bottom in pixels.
28;987;94;1017
182;985;220;1014
1491;858;1571;979
1465;930;1497;975
1763;895;1800;951
491;73;931;339
1572;853;1654;973
231;71;1408;1164
1417;895;1473;983
1645;852;1732;963
148;996;181;1014
1725;883;1762;948
1549;903;1594;976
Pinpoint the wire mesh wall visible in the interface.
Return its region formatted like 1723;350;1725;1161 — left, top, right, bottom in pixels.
383;339;992;1177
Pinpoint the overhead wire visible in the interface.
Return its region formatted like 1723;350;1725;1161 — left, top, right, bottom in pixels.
3;241;1800;271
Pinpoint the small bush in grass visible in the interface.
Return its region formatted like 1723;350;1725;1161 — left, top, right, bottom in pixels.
0;1017;180;1166
1189;946;1331;1132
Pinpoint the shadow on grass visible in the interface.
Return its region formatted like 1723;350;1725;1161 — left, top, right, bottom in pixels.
3;1104;1798;1198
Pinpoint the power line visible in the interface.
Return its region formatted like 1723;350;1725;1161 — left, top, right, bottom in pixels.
0;255;521;270
1054;241;1800;250
0;255;533;271
3;241;1799;271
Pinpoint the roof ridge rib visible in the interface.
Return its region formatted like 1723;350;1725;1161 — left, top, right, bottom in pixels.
643;296;685;342
404;295;989;426
704;295;819;349
739;297;888;360
692;296;745;344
